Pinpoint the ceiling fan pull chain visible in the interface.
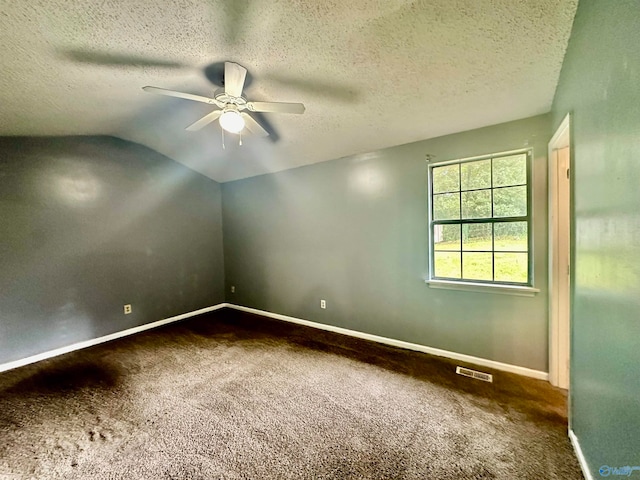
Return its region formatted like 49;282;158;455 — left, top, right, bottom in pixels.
222;127;225;150
239;132;243;146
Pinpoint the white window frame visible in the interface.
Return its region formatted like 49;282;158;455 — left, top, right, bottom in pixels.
425;149;539;296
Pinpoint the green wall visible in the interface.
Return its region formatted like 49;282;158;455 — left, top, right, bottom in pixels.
223;114;551;371
0;137;225;364
551;0;640;476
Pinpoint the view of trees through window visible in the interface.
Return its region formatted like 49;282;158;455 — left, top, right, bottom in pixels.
430;152;530;284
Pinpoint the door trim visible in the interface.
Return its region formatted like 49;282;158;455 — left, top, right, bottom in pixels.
548;113;571;389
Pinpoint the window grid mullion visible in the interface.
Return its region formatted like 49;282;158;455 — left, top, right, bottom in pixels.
433;216;527;226
490;157;495;281
434;249;526;253
458;164;463;279
491;223;496;282
454;183;530;195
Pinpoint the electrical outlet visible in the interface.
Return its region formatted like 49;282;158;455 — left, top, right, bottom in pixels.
124;304;132;314
320;299;326;309
231;286;235;293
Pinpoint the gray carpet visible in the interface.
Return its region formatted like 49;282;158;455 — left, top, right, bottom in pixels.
0;309;583;479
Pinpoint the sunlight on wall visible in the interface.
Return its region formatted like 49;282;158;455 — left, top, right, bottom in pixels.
576;213;640;295
348;152;387;196
349;165;387;195
53;169;102;206
41;158;103;207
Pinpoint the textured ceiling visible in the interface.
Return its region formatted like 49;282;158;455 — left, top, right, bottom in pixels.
0;0;578;182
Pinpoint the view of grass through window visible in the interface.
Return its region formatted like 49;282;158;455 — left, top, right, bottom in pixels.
430;152;530;284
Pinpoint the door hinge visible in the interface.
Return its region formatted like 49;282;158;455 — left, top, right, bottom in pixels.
566;168;570;179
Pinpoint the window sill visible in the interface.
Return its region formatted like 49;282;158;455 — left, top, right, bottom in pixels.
425;279;540;297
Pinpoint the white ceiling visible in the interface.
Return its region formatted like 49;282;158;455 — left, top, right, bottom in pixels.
0;0;578;183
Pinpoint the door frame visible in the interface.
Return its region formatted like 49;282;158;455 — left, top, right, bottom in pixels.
548;113;571;389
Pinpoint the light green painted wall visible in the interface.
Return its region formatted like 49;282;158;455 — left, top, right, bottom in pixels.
0;137;225;365
223;114;551;371
551;0;640;476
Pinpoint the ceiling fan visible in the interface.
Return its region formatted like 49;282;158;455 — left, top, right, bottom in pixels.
142;62;305;139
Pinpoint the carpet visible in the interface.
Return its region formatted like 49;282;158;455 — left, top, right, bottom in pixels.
0;308;583;479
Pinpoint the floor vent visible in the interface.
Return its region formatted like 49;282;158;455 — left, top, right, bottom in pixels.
456;366;493;383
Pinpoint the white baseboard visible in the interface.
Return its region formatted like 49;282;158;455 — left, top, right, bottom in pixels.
569;429;594;480
226;304;549;381
0;304;227;374
2;302;549;382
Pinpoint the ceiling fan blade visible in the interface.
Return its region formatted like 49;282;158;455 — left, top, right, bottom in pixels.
241;113;269;137
247;101;305;114
185;110;223;131
222;0;252;46
62;49;187;68
224;62;247;97
262;72;358;103
142;86;218;105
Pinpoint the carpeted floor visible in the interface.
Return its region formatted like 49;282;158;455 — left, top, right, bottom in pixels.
0;308;583;479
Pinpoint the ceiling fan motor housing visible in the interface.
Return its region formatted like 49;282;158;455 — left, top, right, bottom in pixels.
214;89;247;109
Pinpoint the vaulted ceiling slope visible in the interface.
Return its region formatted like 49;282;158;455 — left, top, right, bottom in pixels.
0;1;578;182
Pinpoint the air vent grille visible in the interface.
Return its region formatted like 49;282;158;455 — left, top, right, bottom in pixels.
456;366;493;383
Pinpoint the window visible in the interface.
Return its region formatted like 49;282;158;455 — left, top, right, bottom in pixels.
428;150;531;286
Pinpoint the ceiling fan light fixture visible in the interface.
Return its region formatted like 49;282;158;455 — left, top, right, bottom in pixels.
219;109;245;134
